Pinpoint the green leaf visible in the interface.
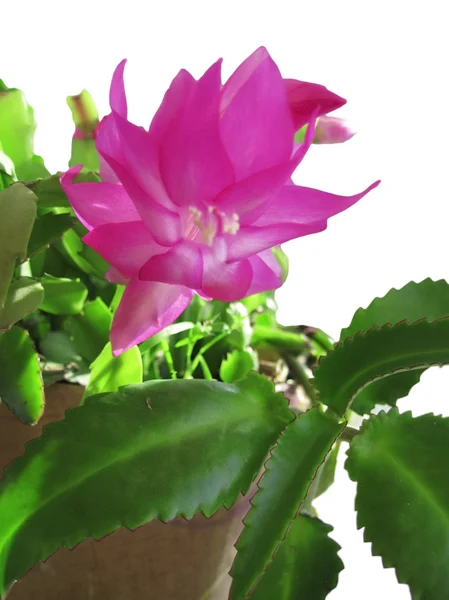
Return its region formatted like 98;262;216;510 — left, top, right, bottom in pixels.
26;213;75;260
40;274;88;315
0;183;37;307
230;408;344;600
0;325;43;424
340;279;449;415
346;409;449;600
64;297;111;362
59;226;108;277
40;331;81;364
0;148;15;189
0;277;44;331
314;442;340;500
220;348;258;383
0;373;293;596
82;342;142;401
0;81;36;167
250;514;343;600
314;318;449;417
15;155;49;181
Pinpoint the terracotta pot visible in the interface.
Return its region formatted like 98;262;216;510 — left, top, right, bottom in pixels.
0;384;250;600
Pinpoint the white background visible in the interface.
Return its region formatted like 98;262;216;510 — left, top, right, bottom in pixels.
3;1;449;597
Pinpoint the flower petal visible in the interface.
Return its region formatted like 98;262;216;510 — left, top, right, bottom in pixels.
149;69;196;143
226;221;327;262
254;180;381;227
110;59;128;118
200;250;253;301
111;279;193;355
83;221;165;278
139;240;203;289
159;59;234;207
284;78;346;131
105;266;129;285
245;253;282;296
61;166;140;231
220;47;294;181
216;115;317;225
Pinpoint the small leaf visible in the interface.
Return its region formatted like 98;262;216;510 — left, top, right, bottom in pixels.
82;342;142;401
0;277;44;331
64;297;111;362
346;409;449;600
0;325;43;424
250;514;343;600
0;80;36;167
314;319;449;417
40;274;88;315
220;348;258;383
25;213;75;260
0;183;37;307
230;408;344;600
59;226;108;277
0;373;293;596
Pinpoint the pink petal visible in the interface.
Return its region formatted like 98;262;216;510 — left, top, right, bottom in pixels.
216;114;317;225
111;278;193;355
149;69;196;143
139;240;203;289
315;115;355;144
83;221;165;278
226;221;328;262
200;250;253;301
96;114;182;246
220;47;294;181
159;59;234;207
60;166;140;231
254;180;381;227
110;59;128;118
245;253;282;296
284;78;346;131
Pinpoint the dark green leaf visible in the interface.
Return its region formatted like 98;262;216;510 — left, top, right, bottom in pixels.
0;325;43;424
250;514;343;600
346;409;449;600
220;348;258;383
82;342;142;401
0;373;292;596
40;274;88;315
64;297;111;362
0;277;44;331
0;183;37;307
40;331;81;365
230;408;344;600
314;319;449;417
340;279;449;414
26;213;75;260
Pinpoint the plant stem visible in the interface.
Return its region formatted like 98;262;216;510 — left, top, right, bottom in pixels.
339;425;359;443
161;339;177;380
188;330;228;377
282;352;317;405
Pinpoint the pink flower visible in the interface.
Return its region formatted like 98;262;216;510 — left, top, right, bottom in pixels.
61;47;379;356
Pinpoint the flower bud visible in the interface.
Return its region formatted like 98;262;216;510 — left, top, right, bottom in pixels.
67;90;100;171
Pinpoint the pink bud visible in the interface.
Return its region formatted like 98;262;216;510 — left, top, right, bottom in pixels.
314;115;355;144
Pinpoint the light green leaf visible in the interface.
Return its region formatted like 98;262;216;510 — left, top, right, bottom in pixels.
0;183;37;307
340;279;449;415
346;409;449;600
40;274;88;315
250;514;343;600
230;408;344;600
0;373;293;597
64;297;111;362
314;319;449;417
220;348;258;383
0;325;43;424
0;277;44;331
82;342;142;401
